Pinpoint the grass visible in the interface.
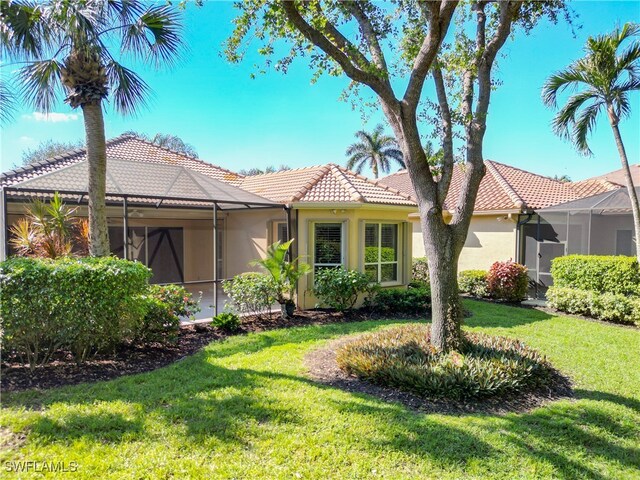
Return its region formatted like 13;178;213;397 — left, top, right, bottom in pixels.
1;300;639;479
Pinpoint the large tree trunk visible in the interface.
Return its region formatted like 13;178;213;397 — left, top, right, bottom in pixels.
81;101;110;257
608;107;640;263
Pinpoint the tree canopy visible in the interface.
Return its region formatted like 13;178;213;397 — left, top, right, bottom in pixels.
20;139;84;167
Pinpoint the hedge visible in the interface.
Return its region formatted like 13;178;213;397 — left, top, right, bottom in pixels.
547;286;640;326
551;255;640;296
0;256;151;368
458;270;489;298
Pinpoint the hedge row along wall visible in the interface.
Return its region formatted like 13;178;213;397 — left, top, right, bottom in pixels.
550;255;640;296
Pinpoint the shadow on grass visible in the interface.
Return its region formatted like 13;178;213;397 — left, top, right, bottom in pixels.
462;299;555;328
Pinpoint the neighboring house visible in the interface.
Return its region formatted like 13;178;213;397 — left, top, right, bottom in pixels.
379;161;622;280
0;135;416;312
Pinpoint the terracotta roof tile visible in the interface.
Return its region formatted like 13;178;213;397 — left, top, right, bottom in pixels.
1;135;244;187
379;160;621;212
239;164;416;206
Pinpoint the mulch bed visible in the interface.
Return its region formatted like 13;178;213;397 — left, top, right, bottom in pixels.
1;309;410;393
304;336;574;415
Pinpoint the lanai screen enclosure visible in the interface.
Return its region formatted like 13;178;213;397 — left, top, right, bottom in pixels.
520;186;638;297
0;158;285;317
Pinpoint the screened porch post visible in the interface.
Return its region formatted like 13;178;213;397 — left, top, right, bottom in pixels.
123;196;129;260
213;202;219;317
587;210;592;254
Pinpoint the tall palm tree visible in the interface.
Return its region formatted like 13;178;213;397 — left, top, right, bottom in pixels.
543;22;640;261
1;0;183;256
345;124;404;178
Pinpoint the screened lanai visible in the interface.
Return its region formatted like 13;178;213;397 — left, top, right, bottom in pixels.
0;158;287;318
520;186;637;297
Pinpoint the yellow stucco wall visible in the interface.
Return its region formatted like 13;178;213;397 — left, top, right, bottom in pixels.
411;214;518;271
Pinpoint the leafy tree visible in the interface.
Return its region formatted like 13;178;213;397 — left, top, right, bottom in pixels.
122;131;198;157
552;174;572;182
226;0;568;350
345;124;404;178
239;165;291;176
1;1;184;256
20;139;84;166
543;23;640;261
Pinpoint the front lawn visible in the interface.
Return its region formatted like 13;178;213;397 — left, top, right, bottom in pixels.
1;301;639;479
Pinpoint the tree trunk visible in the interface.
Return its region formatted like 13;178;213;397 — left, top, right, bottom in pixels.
81;101;110;257
608;108;640;263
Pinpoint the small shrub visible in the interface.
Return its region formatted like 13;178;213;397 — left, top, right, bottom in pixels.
336;324;555;400
0;256;150;368
551;255;640;296
411;257;430;286
222;272;277;318
458;270;489;297
313;268;373;311
547;286;640;326
487;261;528;302
137;284;201;344
212;312;241;332
368;286;431;315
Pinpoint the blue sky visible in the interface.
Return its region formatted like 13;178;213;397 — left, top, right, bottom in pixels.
1;0;639;181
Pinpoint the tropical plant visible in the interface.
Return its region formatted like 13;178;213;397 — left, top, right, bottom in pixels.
20;139;84;166
1;0;184;256
9;192;88;258
543;22;640;262
313;268;373;312
238;165;291;176
252;239;311;318
345;124;404;178
222;272;277;319
122;131;198;157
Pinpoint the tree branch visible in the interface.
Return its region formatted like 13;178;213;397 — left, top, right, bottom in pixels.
279;1;396;104
403;0;458;110
431;63;454;207
343;1;389;75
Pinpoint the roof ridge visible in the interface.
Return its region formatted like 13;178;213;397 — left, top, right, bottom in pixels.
486;159;569;185
485;160;525;209
329;164;365;202
291;164;333;202
124;135;244;179
0;134;133;181
337;164;417;202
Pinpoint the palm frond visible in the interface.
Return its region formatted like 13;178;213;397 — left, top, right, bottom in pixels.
18;59;63;112
0;79;16;123
353;129;374;146
551;89;601;140
616;41;640;79
383;148;405;167
573;102;601;155
105;60;149;115
345;142;368;156
0;0;49;59
542;64;592;107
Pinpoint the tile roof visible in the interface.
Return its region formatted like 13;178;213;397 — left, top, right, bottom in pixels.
0;134;244;188
379;160;620;212
583;163;640;186
238;164;416;206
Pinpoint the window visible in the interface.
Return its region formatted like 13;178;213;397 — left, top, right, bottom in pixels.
313;222;344;273
616;230;633;256
272;221;288;244
364;223;399;283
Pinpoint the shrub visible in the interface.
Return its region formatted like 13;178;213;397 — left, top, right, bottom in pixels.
222;272;277;318
547;286;640;326
487;261;528;302
411;257;430;286
336;324;555;400
0;256;151;368
137;284;201;344
313;268;373;311
368;286;431;315
551;255;640;296
212;312;241;332
458;270;489;297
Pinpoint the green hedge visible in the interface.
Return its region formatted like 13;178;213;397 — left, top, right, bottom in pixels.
551;255;640;296
368;286;431;315
0;256;151;368
458;270;489;298
547;286;640;326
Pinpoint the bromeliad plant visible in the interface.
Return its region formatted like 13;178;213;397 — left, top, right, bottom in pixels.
252;239;310;318
9;192;89;258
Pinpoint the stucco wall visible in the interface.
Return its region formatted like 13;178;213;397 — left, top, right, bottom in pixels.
411;214;518;271
295;206;413;309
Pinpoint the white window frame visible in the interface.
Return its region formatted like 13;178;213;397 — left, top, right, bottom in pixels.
270;220;288;244
310;221;347;275
362;221;402;286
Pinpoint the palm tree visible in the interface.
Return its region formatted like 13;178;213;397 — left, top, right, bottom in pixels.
345;124;404;178
543;23;640;261
1;1;183;256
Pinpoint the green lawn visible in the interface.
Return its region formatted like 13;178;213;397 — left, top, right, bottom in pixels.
1;300;639;479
